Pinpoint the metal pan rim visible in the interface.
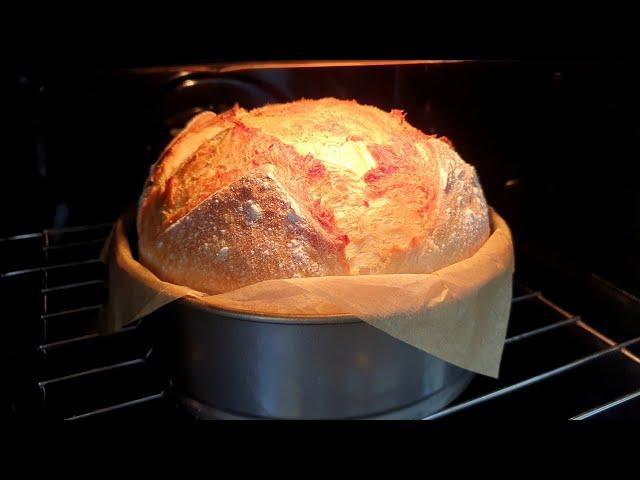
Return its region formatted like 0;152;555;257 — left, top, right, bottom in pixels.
177;294;362;325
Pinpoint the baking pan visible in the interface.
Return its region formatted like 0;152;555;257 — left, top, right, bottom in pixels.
147;296;474;420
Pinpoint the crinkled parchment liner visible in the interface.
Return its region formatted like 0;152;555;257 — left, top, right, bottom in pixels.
100;208;514;377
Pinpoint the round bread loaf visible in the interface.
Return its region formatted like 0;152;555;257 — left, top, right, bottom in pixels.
137;98;490;294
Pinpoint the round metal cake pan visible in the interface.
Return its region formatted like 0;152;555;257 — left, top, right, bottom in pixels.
147;296;474;420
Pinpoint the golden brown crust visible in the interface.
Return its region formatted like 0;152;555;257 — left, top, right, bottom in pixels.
140;165;348;293
138;98;490;294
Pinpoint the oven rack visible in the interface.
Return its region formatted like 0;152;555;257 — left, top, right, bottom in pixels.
2;223;640;420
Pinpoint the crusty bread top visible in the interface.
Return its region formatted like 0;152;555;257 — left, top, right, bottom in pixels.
137;98;490;294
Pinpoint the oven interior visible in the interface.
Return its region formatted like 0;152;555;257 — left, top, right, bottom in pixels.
3;61;640;419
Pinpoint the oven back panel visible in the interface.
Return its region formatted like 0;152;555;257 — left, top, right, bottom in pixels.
6;61;639;295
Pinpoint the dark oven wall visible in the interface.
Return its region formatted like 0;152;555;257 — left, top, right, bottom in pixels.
4;61;640;295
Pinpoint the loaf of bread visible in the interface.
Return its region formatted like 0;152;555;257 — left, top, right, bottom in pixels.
137;98;490;294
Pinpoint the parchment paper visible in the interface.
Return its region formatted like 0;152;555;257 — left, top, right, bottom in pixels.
101;208;514;377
